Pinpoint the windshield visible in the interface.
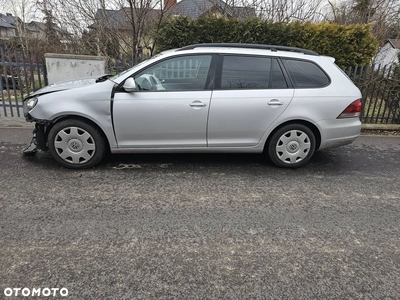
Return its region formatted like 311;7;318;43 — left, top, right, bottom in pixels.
108;53;164;82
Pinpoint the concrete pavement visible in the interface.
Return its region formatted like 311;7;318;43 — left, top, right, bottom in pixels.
1;128;400;299
0;102;33;128
0;116;34;128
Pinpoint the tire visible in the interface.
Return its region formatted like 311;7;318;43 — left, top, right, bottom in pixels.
48;119;106;169
267;123;316;168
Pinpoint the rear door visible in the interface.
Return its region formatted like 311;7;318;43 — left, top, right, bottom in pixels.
207;55;294;147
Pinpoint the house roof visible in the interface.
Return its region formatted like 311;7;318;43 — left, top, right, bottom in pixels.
89;8;159;30
89;9;127;30
0;13;18;29
388;39;400;49
174;0;256;18
27;21;68;34
89;0;256;30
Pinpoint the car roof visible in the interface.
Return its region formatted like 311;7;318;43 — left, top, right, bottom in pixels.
171;43;334;62
178;43;319;55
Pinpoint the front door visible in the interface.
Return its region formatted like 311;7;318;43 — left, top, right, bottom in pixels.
113;54;213;148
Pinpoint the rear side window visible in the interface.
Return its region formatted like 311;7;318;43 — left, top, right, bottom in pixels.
282;59;330;88
221;56;271;89
219;56;289;90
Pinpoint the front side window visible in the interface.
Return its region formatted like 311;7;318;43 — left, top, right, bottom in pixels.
282;59;330;88
133;55;212;91
221;56;272;90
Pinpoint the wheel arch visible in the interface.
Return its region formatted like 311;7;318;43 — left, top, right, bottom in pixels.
44;115;111;152
263;120;321;153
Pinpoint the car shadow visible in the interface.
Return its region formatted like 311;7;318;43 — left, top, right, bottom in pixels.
103;152;263;166
20;147;355;174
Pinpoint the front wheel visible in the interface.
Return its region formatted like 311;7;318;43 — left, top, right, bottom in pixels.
267;124;316;168
48;119;106;169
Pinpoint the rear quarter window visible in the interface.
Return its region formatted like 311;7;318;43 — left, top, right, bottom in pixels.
282;59;330;88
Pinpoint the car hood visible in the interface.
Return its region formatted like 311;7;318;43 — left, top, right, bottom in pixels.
29;74;113;97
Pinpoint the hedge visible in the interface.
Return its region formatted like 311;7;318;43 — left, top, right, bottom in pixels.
156;17;378;67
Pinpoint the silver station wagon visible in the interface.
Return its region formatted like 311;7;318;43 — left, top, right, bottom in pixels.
23;43;362;169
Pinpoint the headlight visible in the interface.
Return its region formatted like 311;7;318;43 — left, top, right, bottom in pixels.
26;97;38;110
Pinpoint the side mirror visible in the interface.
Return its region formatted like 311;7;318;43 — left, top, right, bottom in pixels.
123;78;136;92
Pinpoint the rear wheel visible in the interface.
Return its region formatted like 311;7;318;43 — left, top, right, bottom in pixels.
48;119;106;169
267;124;316;168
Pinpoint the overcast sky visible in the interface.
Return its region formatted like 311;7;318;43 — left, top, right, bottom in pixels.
1;0;41;21
1;0;335;23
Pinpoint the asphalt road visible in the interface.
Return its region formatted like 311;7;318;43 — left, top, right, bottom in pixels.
1;128;400;299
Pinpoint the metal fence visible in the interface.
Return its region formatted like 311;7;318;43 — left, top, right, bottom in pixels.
0;46;47;117
1;46;399;124
108;53;151;75
345;64;400;124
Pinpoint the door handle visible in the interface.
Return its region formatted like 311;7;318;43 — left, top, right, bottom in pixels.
190;101;207;108
268;99;284;106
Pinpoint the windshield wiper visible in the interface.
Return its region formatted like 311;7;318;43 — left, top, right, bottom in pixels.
95;74;113;83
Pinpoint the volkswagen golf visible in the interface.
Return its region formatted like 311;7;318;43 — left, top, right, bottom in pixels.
23;43;362;169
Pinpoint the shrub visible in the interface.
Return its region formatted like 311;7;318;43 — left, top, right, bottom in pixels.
156;17;378;67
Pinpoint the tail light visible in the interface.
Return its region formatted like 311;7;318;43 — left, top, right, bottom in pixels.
337;99;362;119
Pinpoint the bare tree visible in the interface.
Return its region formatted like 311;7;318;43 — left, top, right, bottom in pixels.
254;0;326;22
1;0;35;50
53;0;115;55
115;0;174;57
326;0;400;43
44;0;173;57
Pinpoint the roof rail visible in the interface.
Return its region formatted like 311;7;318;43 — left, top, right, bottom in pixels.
178;43;319;56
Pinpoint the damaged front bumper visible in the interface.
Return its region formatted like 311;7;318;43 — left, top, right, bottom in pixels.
23;115;50;155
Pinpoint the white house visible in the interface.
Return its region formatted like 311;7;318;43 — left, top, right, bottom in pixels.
374;39;400;68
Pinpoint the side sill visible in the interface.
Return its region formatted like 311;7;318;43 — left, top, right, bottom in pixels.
111;147;262;154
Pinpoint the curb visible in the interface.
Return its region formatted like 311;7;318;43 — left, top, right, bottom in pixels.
361;124;400;131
